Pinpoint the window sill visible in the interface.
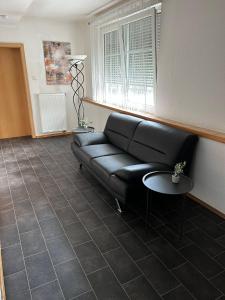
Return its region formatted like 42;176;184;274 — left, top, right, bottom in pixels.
83;97;225;144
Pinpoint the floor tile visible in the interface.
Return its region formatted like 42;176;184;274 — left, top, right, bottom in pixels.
26;183;44;197
128;219;159;242
104;247;141;284
65;222;91;246
215;251;225;268
62;186;78;199
55;206;79;227
73;291;97;300
2;244;24;276
17;212;39;234
31;280;64;300
118;231;150;260
49;194;69;209
156;225;191;249
38;175;55;187
5;161;19;173
14;200;33;217
0;200;13;212
88;267;129;300
180;244;223;278
148;237;186;269
217;296;225;300
89;225;119;253
11;186;29;202
74;241;106;274
55;259;91;299
31;195;49;208
40;217;64;240
25;251;56;289
162;285;194;300
124;275;161;300
220;222;225;231
74;178;92;190
217;235;225;248
91;198;115;218
43;184;62;197
210;271;225;294
35;204;55;221
0;209;16;227
202;210;225;225
68;193;91;213
82;189;101;204
0;224;19;248
138;255;179;295
78;209;103;231
2;137;225;300
4;270;31;300
120;210;138;224
21;229;46;257
173;262;222;300
46;235;75;265
191;215;225;239
103;214;131;236
186;229;225;257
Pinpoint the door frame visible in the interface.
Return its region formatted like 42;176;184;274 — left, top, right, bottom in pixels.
0;43;36;138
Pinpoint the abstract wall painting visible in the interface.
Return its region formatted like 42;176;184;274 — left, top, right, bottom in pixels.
43;41;71;85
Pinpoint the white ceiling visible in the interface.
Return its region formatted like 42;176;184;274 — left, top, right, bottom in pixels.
0;0;119;23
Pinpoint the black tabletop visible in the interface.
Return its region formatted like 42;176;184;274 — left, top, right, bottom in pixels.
142;171;193;195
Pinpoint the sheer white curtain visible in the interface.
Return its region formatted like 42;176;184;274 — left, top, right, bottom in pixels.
90;0;161;113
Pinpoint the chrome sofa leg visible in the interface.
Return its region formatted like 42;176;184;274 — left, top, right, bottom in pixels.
115;198;123;213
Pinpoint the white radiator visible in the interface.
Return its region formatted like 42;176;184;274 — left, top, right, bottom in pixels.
38;93;67;133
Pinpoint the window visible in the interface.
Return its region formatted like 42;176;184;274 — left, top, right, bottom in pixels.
91;6;161;113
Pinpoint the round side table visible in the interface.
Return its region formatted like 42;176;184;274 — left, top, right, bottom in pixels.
142;171;193;239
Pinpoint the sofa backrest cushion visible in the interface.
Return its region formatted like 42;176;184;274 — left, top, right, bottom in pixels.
104;112;142;151
128;120;198;168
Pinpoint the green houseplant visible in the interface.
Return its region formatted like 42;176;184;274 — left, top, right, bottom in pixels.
172;161;186;183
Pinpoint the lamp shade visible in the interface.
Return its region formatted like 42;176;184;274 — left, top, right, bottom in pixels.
66;55;87;64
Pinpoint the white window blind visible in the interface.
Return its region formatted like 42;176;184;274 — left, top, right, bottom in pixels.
156;12;161;64
91;5;161;113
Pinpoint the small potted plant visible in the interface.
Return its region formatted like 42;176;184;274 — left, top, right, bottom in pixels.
172;161;186;183
79;119;93;129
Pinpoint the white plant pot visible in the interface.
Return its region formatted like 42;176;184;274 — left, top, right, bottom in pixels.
172;174;180;183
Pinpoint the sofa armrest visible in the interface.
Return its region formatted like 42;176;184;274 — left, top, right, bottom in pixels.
73;132;108;147
115;163;171;182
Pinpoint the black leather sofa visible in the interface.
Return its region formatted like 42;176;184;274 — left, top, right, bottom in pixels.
71;112;198;210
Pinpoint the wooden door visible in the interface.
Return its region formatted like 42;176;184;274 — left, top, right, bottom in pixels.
0;47;31;138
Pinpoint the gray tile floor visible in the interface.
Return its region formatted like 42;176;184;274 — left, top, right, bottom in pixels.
0;136;225;300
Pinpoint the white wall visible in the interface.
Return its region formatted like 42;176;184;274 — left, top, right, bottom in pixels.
156;0;225;213
0;17;87;134
156;0;225;132
84;0;225;214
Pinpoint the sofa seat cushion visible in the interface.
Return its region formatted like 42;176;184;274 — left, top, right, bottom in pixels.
71;143;124;164
91;154;141;180
80;144;125;163
114;163;170;183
